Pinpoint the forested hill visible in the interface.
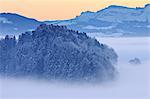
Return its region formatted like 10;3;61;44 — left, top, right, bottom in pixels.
0;24;118;82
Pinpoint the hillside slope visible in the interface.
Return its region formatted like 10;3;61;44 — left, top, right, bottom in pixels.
0;24;118;82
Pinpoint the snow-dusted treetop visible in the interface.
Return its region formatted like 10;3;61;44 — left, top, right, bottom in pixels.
0;24;118;82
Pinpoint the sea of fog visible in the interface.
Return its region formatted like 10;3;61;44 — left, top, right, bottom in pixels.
0;37;150;99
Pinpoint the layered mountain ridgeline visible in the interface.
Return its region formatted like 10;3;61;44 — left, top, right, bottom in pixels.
0;13;42;36
0;4;150;37
46;4;150;37
0;24;118;82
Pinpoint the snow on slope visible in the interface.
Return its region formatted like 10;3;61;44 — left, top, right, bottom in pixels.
0;13;42;35
0;17;12;24
46;4;150;36
75;4;150;23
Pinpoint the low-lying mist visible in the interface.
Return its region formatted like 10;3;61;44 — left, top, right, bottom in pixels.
0;37;150;99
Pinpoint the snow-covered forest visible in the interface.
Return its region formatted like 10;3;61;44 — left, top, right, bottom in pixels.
0;24;118;82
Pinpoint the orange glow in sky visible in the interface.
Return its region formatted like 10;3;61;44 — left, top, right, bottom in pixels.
0;0;150;21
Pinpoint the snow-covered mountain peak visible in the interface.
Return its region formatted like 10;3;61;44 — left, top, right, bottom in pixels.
144;4;150;23
95;5;147;22
75;11;95;22
73;4;150;23
145;4;150;8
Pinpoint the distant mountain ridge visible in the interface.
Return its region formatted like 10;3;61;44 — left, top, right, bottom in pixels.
46;4;150;37
0;13;42;36
0;4;150;37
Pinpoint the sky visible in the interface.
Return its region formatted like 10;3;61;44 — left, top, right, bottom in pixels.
0;0;150;21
